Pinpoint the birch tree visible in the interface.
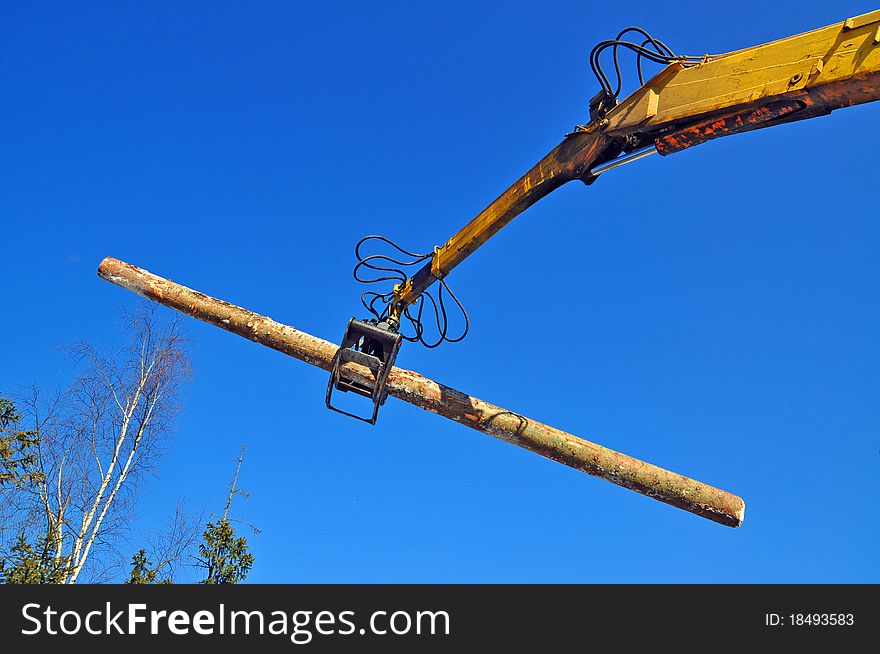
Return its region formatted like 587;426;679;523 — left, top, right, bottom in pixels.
1;306;190;583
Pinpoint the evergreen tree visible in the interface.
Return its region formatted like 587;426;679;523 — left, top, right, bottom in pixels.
197;518;254;584
0;398;62;584
0;397;43;489
125;549;172;584
0;535;68;584
195;445;255;584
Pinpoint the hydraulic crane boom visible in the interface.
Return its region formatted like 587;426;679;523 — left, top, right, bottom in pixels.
392;8;880;316
328;9;880;423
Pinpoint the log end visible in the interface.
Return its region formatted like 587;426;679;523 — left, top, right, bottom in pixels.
732;497;746;528
97;257;150;299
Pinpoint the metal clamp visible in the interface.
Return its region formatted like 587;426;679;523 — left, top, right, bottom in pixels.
326;318;402;424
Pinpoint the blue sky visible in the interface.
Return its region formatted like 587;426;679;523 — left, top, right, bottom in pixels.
2;0;878;582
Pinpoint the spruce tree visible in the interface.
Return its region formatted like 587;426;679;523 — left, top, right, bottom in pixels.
0;535;68;584
196;446;256;584
126;549;172;584
0;397;42;489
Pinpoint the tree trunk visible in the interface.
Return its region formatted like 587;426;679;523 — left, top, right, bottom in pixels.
98;257;745;528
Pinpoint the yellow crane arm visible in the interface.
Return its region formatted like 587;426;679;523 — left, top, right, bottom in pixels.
388;8;880;320
389;128;615;314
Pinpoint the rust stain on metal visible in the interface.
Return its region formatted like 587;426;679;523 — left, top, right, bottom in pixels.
656;97;807;155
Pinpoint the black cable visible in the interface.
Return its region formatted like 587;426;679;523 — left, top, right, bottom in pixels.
437;279;469;344
588;27;705;102
591;41;696;97
351;235;470;348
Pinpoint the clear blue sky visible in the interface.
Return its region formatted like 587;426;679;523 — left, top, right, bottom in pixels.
3;1;878;582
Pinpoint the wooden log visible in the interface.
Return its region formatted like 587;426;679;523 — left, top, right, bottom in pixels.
98;257;746;527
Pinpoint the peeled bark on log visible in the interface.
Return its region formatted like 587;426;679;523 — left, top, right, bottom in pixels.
98;257;745;527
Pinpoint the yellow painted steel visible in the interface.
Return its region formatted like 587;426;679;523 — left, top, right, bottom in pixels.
390;9;880;316
604;9;880;135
